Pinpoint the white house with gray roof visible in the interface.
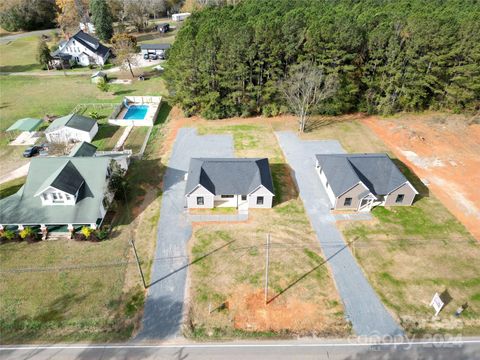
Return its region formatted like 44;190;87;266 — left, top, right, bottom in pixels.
185;158;274;209
315;153;418;212
45;114;98;144
51;30;110;66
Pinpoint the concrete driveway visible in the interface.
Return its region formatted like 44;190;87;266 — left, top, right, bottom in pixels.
275;131;403;337
136;128;234;340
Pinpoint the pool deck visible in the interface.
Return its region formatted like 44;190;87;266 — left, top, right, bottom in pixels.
109;96;162;127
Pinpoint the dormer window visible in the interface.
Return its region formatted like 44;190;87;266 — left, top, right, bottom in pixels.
73;40;76;45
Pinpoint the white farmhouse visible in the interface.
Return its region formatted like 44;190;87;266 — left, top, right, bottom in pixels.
51;30;110;67
45;114;98;144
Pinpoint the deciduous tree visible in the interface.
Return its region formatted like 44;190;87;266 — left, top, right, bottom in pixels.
111;33;138;78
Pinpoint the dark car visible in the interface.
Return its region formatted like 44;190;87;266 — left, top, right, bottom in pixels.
143;53;149;60
23;146;41;158
148;53;158;60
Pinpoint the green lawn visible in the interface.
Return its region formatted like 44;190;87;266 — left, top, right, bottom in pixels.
0;176;25;199
0;101;172;344
123;127;149;154
0;36;42;72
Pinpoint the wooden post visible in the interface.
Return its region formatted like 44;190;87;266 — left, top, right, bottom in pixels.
130;239;147;289
264;233;270;305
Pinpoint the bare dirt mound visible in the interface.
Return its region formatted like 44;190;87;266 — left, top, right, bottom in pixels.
363;114;480;240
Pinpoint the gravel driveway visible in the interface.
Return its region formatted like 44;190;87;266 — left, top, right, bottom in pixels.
136;128;234;340
275;131;403;337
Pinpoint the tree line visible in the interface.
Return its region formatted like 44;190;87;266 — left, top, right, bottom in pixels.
165;0;480;119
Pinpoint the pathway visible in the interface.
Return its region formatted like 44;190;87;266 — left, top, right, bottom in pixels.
113;126;133;151
275;131;403;337
0;162;30;185
136;128;234;340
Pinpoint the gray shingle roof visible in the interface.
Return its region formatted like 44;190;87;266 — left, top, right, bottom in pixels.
0;157;111;225
185;158;274;196
45;114;97;133
69;141;97;157
315;153;411;196
140;43;171;50
72;30;110;58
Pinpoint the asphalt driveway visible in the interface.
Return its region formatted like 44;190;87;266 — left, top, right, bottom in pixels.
275;131;403;337
136;128;234;340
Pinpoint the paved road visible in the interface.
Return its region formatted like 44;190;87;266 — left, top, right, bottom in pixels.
1;339;478;359
275;131;403;337
136;128;234;340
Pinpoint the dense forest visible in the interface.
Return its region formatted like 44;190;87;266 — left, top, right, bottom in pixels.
165;0;480;119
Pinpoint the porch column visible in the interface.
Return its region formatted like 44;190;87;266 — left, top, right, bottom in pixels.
18;225;24;231
90;223;97;230
40;224;47;240
0;224;4;231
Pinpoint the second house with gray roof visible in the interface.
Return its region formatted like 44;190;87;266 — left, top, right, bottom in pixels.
185;158;274;209
45;114;98;144
315;153;418;212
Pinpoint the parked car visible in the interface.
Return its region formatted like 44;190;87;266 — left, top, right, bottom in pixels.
143;53;149;60
148;54;158;60
23;146;41;158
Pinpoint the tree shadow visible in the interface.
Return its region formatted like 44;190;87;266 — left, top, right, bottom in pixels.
154;102;172;125
305;118;336;132
270;163;299;205
94;124;121;141
113;158;165;226
0;64;40;73
113;89;135;96
391;158;430;202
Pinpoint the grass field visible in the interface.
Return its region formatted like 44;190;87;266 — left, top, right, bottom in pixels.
0;35;42;72
297;115;480;335
0;102;172;343
186;122;349;339
0;75;167;173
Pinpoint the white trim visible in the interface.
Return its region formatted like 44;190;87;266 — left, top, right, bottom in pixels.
386;181;419;195
185;184;214;197
248;184;275;196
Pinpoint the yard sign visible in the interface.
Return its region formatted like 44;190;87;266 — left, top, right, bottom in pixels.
430;292;444;316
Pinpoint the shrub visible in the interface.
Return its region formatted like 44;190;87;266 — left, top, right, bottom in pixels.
19;227;34;239
81;226;92;239
89;111;101;119
0;229;16;243
96;228;109;241
96;78;110;92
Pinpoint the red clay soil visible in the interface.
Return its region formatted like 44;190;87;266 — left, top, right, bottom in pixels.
229;286;345;335
363;115;480;240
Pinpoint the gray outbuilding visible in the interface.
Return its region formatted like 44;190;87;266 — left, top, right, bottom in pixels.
315;153;418;212
185;158;274;209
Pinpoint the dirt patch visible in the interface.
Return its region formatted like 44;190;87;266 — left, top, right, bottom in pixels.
231;285;330;334
363;114;480;240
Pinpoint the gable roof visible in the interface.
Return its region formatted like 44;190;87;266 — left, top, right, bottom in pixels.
185;158;274;196
71;30;110;58
140;43;171;50
69;141;97;157
315;153;413;197
0;157;111;225
36;160;85;196
45;114;97;133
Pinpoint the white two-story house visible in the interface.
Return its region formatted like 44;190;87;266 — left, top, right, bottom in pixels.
51;30;110;67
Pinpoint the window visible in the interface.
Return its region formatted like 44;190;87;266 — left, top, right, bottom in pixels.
241;195;247;201
65;194;71;200
325;181;329;188
221;195;234;198
344;197;352;206
52;193;58;200
257;196;264;205
197;197;204;205
395;194;405;204
43;194;48;201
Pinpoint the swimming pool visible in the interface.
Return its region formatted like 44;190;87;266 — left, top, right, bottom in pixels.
124;105;149;120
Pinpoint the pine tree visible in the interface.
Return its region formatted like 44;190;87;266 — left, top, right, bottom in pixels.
89;0;113;42
37;39;52;70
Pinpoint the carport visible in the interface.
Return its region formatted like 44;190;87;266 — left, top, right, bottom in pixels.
6;118;43;145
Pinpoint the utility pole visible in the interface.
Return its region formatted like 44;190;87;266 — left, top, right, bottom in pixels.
130;239;147;289
264;233;270;305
